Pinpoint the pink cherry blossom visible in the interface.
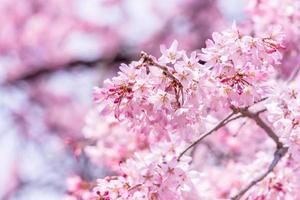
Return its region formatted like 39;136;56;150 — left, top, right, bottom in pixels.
82;21;300;199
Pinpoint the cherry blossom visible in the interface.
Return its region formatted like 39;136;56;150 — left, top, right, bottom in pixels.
245;0;300;78
93;141;208;200
4;0;300;199
84;22;300;199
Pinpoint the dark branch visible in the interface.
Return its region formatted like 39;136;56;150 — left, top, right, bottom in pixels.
6;53;131;84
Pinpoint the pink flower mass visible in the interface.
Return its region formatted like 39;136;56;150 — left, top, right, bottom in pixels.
2;0;300;200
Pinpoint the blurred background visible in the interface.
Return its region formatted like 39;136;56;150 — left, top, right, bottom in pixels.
0;0;244;199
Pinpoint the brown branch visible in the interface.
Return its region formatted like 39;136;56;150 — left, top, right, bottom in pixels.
231;147;288;200
178;103;287;199
234;107;282;148
177;111;240;161
231;107;288;199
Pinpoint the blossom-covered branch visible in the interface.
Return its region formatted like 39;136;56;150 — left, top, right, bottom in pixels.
78;23;295;199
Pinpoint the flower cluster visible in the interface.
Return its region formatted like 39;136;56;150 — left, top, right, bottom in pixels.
200;23;284;107
266;84;300;161
94;24;284;133
93;141;209;200
245;0;300;77
93;40;207;144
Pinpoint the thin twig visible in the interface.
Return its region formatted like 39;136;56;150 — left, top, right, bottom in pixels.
190;114;244;159
287;65;300;83
232;119;248;137
177;111;239;161
253;97;268;104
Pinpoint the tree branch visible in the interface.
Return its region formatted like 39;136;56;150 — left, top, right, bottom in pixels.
177;111;240;161
178;103;287;199
234;108;282;148
6;54;131;84
230;107;288;199
231;147;288;200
